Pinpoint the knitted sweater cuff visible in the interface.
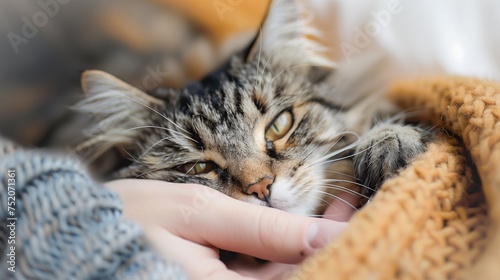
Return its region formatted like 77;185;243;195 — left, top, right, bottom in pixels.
0;138;187;279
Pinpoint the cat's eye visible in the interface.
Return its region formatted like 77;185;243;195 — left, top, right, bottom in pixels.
176;162;215;175
265;110;293;141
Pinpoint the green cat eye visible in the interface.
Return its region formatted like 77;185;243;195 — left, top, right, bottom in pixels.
265;110;293;141
177;162;215;175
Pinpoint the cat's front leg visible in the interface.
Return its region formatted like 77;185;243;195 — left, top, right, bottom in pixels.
353;123;434;198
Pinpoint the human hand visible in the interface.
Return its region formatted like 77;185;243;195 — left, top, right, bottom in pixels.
105;179;348;279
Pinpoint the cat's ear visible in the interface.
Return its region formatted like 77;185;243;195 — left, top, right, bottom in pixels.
246;0;335;70
76;70;165;159
80;70;165;108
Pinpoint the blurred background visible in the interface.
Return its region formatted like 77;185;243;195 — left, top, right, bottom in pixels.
0;0;269;147
1;0;499;150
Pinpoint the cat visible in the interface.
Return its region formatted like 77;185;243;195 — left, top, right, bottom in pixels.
75;0;433;216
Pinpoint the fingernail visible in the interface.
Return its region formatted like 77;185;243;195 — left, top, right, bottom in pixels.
307;221;347;249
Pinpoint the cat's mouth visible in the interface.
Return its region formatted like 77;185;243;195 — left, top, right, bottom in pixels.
261;200;275;208
247;194;276;209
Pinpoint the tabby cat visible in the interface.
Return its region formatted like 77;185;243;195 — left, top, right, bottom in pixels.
75;0;433;216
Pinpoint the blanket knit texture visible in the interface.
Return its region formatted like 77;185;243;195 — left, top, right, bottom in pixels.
0;139;188;279
293;76;500;280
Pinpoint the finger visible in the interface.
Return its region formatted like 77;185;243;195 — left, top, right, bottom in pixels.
144;225;256;280
176;186;347;263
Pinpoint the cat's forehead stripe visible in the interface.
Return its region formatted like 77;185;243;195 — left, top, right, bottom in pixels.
186;125;205;151
233;86;244;115
252;94;267;114
306;97;345;111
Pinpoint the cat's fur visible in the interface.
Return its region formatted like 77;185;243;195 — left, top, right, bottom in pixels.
75;0;433;216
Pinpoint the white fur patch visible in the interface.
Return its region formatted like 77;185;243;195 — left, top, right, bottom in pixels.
270;177;320;215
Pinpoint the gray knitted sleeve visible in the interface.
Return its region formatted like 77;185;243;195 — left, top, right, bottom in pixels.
0;139;189;280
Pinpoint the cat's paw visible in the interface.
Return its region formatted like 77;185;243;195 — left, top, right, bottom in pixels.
354;123;434;197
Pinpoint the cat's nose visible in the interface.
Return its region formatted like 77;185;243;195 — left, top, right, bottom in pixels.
245;176;274;201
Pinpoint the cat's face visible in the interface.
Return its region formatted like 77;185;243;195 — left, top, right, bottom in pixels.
77;0;355;215
142;60;349;215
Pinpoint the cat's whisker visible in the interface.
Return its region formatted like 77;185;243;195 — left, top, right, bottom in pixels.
300;129;358;168
139;136;173;159
310;190;359;212
308;139;360;168
384;109;424;124
320;184;371;200
135;158;200;178
107;89;196;141
318;133;396;166
300;134;343;165
264;60;295;93
259;46;283;85
319;151;360;165
385;110;409;124
119;147;138;163
183;158;200;175
321;179;375;193
306;140;339;163
306;193;345;215
77;133;138;164
304;188;359;218
256;25;264;85
308;131;361;166
124;125;196;143
293;184;342;212
323;170;357;180
134;166;168;179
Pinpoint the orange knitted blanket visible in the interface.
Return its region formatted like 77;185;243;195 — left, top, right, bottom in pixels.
293;76;500;279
